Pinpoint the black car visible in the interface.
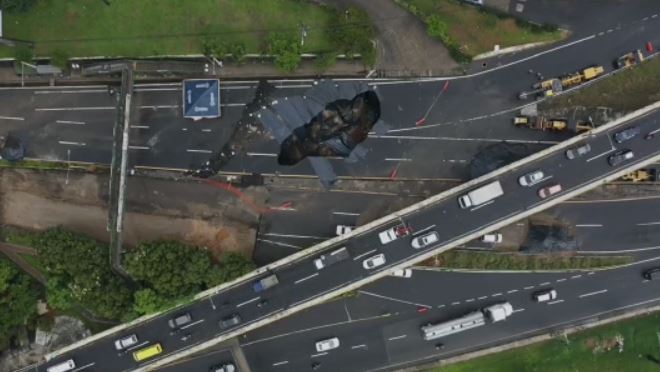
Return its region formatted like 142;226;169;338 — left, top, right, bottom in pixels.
643;267;660;280
607;149;634;166
219;314;242;329
613;126;640;143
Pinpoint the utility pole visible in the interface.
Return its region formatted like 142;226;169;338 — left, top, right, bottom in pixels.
300;24;308;47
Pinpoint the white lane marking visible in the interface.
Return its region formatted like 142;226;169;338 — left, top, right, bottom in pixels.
186;149;213;154
140;105;179;109
470;200;495;212
637;221;660;226
466;298;475;302
384;158;412;162
477;296;488;300
524;286;535;290
388;334;407;341
257;238;302;250
359;290;432;309
56;120;85;125
351;344;367;350
578;245;660;254
643;17;650;21
548;299;564;305
652;14;658;18
333;211;360;216
37;106;114;111
222;103;246;107
556;278;567;282
353;249;377;261
643;279;650;283
451;301;461;305
0;116;24;121
294;272;319;285
272;361;289;367
344;303;352;321
437;304;445;308
491;292;502;297
571;275;582;279
507;289;518;294
540;282;551;286
202;129;213;132
236;296;260;308
125;340;149;352
262;233;329;240
586;149;615;163
575;224;603;227
58;141;86;146
512;308;525;313
180;319;205;330
247;152;277;157
371;134;558;145
387;335;408;341
311;352;328;358
579;289;608;298
72;362;95;371
274;84;314;89
588;271;595;275
131;125;150;129
129;145;150;150
414;224;437;236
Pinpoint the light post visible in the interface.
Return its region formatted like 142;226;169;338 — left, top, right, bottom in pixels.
21;61;37;87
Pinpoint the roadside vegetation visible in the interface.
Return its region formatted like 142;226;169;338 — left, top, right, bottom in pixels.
394;0;564;62
3;227;255;322
428;311;660;372
0;0;376;71
423;250;632;270
541;56;660;112
0;257;39;351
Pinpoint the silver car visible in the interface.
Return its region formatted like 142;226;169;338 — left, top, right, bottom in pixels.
362;254;386;270
411;231;439;249
518;170;544;187
565;143;591;160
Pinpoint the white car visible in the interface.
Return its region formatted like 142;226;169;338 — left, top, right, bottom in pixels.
518;170;544;187
114;334;138;351
335;225;353;236
481;233;502;243
533;289;558;303
362;254;386;270
411;231;439;249
378;224;412;244
315;337;340;352
392;268;412;278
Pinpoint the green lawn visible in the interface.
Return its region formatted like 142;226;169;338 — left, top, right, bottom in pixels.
429;311;660;372
395;0;565;59
0;0;337;58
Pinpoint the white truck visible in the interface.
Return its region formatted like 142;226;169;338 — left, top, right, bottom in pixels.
420;302;513;340
458;180;504;209
482;302;513;322
314;247;350;270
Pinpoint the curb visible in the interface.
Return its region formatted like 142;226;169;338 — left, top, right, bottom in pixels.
472;40;556;61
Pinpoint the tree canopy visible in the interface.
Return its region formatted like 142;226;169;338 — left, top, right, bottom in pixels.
0;258;38;350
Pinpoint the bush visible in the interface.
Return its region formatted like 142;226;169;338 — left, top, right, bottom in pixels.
51;49;69;70
14;45;33;64
268;32;301;72
315;52;337;71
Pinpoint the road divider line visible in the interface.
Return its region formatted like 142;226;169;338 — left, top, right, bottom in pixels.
491;292;502;297
477;296;488;300
236;297;260;308
575;224;603;227
294;273;319;285
388;334;407;341
524;286;534;290
451;301;461;305
512;308;525;313
257;238;302;250
471;200;495;212
547;299;564;305
311;352;328;358
56;120;86;125
246;152;278;157
507;289;518;294
131;125;150;129
359;290;432;309
571;275;582;279
0;116;24;121
556;278;567;282
333;211;360;216
180;319;204;330
539;282;551;286
351;344;367;350
384;158;413;162
186;149;213;154
129;146;150;150
263;233;329;240
272;361;289;367
579;289;608;298
353;249;377;261
37;106;114;111
58;141;86;146
465;298;475;302
125;341;149;352
637;221;660;226
73;362;95;371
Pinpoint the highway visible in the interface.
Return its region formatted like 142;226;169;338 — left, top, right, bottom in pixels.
2;7;660;180
37;101;660;371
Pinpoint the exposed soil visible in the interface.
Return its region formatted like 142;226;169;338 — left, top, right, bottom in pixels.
0;169;260;259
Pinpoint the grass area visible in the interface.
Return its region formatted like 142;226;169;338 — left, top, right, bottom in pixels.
423;250;632;270
395;0;564;61
428;311;660;372
541;56;660;112
0;0;338;58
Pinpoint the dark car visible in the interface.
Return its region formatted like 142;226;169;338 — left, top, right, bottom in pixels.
219;314;242;329
613;126;641;143
565;143;591;160
643;267;660;280
607;150;634;166
168;312;193;332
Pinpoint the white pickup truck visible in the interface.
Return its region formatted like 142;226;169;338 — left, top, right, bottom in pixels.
378;224;412;244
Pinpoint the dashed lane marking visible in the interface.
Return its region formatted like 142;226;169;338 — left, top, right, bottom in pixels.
272;361;289;367
579;289;608;298
388;334;407;341
294;273;319;285
548;299;564;305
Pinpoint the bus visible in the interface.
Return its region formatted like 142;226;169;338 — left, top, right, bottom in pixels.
421;311;486;341
133;343;163;362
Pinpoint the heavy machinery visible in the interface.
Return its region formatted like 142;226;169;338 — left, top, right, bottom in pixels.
518;65;605;99
514;116;567;131
619;169;658;182
614;50;645;69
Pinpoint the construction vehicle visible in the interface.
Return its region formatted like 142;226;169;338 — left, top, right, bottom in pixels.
518;65;604;99
619;169;658;182
614;50;645;69
514;116;567;131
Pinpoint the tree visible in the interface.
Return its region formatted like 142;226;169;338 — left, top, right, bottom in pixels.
51;49;70;70
0;259;38;350
132;288;172;316
206;253;255;286
268;33;301;72
0;0;37;13
14;46;33;65
125;241;214;298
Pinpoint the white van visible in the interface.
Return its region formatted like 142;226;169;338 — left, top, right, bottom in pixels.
46;359;76;372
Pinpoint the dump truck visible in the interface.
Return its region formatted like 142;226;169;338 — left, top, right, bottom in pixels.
252;274;279;293
514;116;567;131
560;66;604;88
518;65;604;99
620;169;658;182
458;180;504;209
615;49;645;69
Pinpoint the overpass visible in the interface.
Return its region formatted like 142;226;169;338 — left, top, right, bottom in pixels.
40;101;660;371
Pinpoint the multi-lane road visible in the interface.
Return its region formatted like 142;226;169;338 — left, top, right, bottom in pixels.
38;99;660;371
